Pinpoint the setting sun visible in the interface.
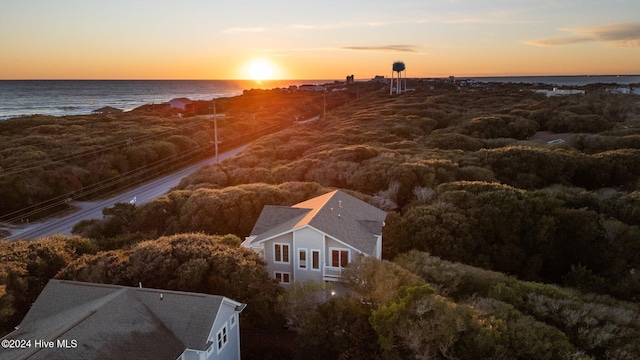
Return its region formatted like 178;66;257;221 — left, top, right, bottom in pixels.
244;59;278;81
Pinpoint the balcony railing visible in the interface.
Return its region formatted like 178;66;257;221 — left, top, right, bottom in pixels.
323;265;343;280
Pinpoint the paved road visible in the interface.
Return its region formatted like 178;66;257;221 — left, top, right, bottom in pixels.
3;145;248;241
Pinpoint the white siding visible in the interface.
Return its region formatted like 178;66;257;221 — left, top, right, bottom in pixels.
209;302;241;360
293;227;325;283
181;350;202;360
263;233;294;282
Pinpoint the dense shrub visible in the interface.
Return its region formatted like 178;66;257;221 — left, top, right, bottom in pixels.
457;115;539;139
57;233;283;327
0;236;92;336
370;284;576;360
548;113;612;133
393;251;640;359
426;132;485;151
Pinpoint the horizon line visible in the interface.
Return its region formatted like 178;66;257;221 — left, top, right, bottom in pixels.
1;74;639;81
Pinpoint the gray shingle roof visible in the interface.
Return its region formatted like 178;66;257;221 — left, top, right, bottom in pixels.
1;280;226;360
247;190;387;255
250;206;310;236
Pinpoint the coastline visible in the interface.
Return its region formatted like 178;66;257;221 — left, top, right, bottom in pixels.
0;79;335;120
1;76;639;120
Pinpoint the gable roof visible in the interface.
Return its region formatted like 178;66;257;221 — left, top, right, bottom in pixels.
246;190;387;255
92;106;123;114
168;97;193;105
1;280;238;360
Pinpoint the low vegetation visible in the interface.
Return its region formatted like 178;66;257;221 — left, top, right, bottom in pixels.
0;86;361;222
2;80;640;358
75;81;640;299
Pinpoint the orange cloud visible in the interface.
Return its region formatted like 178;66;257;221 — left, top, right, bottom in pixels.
341;45;419;53
527;23;640;47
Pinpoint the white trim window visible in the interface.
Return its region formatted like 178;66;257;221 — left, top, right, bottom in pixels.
298;248;308;269
275;271;291;284
216;323;228;353
330;248;350;268
311;249;321;271
230;313;237;328
274;243;290;263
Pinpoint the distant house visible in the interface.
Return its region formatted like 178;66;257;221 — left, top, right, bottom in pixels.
169;97;193;112
92;106;123;114
1;280;246;360
606;85;640;95
242;190;387;285
535;88;586;97
298;85;326;92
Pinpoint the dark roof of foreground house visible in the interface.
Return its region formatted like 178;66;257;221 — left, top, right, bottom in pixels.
1;279;235;360
246;190;387;255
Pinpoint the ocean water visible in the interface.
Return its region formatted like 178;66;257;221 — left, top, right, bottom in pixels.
0;79;333;120
1;76;638;120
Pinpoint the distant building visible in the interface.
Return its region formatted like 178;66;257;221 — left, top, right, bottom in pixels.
242;190;387;285
606;85;640;95
371;75;386;82
299;85;326;92
346;75;355;84
169;97;193;112
92;106;123;114
535;88;585;97
1;280;246;360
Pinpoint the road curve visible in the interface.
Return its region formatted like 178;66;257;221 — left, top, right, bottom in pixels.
3;145;248;242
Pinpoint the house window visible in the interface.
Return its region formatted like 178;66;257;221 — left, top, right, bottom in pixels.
230;314;237;328
331;249;349;268
217;324;228;353
275;271;291;284
274;243;290;263
311;250;320;270
299;248;307;269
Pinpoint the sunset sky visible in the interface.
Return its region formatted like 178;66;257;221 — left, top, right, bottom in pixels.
1;0;639;80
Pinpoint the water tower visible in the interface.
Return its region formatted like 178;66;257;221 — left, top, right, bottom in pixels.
390;61;406;95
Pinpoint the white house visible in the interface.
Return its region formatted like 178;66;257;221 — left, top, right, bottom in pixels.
0;280;246;360
242;190;387;285
535;88;586;97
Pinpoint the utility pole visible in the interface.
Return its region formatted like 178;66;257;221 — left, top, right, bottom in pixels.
210;100;220;163
323;91;326;119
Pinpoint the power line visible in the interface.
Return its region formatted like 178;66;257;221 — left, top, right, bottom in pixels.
0;145;207;223
0;118;292;224
0;121;207;178
1;88;351;225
